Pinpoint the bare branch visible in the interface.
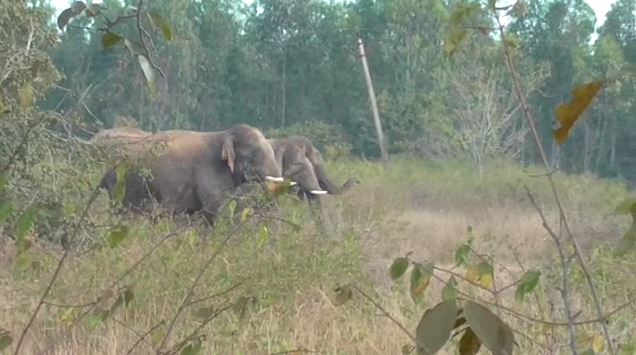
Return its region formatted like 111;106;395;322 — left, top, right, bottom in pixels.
494;12;616;354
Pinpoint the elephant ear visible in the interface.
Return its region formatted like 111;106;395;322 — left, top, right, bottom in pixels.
221;136;236;174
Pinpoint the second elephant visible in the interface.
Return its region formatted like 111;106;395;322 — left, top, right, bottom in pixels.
268;135;359;205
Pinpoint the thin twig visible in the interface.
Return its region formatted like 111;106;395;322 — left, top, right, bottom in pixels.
510;246;556;353
348;284;416;343
157;233;234;351
166;302;235;355
42;300;97;309
525;185;577;351
126;320;166;355
72;225;192;326
184;281;244;307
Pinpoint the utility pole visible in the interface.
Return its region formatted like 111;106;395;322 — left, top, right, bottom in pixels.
357;36;389;164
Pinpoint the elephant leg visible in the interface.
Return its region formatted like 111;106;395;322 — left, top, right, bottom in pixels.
193;171;229;227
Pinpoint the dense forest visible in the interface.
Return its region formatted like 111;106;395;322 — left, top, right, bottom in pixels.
18;0;636;183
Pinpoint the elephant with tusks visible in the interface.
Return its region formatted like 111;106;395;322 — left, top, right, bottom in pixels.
89;124;294;225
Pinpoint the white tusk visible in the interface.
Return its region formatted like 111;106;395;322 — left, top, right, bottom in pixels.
265;176;284;182
309;190;328;195
289;181;297;186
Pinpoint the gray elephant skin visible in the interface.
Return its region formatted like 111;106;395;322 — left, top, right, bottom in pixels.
268;135;359;205
90;124;285;224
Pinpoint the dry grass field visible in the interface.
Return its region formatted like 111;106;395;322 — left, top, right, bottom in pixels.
1;157;634;354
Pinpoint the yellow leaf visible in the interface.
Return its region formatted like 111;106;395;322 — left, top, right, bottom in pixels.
480;273;493;289
59;308;79;326
412;273;431;298
553;81;605;144
466;264;480;282
591;334;605;353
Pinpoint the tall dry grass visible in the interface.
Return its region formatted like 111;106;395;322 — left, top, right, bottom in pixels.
1;156;634;354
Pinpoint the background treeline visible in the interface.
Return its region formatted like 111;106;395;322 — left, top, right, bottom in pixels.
36;0;636;182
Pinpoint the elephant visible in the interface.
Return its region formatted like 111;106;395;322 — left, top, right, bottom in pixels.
267;135;359;206
89;124;288;225
89;127;159;211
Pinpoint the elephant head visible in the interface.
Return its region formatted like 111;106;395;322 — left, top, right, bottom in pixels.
268;135;359;201
219;124;283;185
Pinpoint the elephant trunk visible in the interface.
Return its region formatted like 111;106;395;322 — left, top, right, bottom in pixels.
312;162;353;195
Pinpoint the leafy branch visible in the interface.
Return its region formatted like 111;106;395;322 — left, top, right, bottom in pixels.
56;0;173;96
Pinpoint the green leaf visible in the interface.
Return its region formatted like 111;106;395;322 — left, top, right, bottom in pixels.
454;241;472;267
0;200;14;224
415;300;458;355
515;270;541;302
227;200;237;218
332;285;353;306
464;301;514;355
57;8;75;30
122;288;134;308
477;261;494;289
614;197;636;215
17;207;38;253
442;276;458;301
101;32;123;49
240;207;253;222
180;338;202;355
0;329;12;352
113;163;130;204
389;257;409;280
258;226;269;248
459;327;482;355
110;287;134;313
107;224;129;248
147;11;173;41
614;224;636;256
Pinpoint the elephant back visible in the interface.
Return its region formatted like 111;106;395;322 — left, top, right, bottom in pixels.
88;127;160;164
